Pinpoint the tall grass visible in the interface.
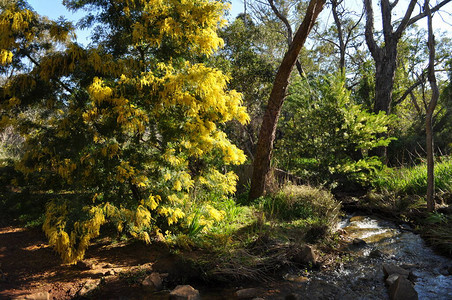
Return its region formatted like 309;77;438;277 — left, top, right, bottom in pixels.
258;185;341;224
372;156;452;196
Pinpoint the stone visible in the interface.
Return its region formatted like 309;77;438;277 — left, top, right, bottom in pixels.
169;285;200;300
293;245;317;266
400;263;418;270
448;265;452;275
235;288;262;299
382;264;410;278
284;274;309;282
76;260;95;270
389;276;418;300
399;224;412;231
14;292;49;300
142;272;163;292
385;274;400;286
408;271;419;281
77;279;101;297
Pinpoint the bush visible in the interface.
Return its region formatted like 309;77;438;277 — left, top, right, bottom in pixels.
259;184;341;228
275;73;395;186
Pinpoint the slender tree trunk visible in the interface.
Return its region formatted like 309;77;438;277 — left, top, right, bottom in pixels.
249;0;325;200
331;0;345;72
426;112;435;211
425;0;439;212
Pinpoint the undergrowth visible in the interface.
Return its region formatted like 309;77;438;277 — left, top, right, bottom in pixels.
166;184;341;282
365;156;452;213
372;156;452;197
366;156;452;256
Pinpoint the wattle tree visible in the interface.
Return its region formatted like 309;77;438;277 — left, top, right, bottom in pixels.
0;0;248;263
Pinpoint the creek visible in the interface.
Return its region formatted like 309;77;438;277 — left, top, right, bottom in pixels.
136;214;452;299
282;214;452;299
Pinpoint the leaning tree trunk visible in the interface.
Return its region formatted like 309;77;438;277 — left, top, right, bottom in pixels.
248;0;325;201
425;0;439;212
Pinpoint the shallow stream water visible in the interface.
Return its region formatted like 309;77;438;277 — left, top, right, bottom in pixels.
303;214;452;299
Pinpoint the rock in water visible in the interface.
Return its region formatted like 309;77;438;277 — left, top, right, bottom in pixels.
382;264;410;278
352;238;367;247
385;274;400;286
389;276;418;300
169;285;200;300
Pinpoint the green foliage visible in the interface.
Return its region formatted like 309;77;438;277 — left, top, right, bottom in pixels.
169;184;341;281
372;156;452;196
275;73;396;185
213;14;276;159
421;220;452;255
425;212;448;225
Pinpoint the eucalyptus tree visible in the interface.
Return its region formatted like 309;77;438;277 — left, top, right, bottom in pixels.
249;0;326;200
364;0;452;114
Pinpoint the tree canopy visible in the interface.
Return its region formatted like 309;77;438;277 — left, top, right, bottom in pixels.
1;0;248;263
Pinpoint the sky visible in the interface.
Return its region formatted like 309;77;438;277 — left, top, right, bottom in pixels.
27;0;245;44
27;0;451;45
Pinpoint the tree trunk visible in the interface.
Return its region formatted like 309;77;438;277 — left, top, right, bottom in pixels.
373;47;397;114
331;0;345;72
248;0;325;200
425;0;439;212
426;113;435;212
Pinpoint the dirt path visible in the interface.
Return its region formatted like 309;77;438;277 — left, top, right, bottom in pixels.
0;226;179;299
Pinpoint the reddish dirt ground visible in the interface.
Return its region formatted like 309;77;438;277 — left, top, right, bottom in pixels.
0;226;182;299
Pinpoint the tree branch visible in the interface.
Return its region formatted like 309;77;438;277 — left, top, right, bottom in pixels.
394;0;418;40
24;52;74;95
364;0;380;60
393;76;424;106
407;0;452;27
268;0;306;77
390;0;400;9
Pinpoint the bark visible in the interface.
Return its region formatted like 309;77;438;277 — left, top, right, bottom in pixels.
373;45;397;114
249;0;325;200
425;0;439;212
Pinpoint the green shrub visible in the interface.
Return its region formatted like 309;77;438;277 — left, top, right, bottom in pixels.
258;184;341;226
275;73;395;186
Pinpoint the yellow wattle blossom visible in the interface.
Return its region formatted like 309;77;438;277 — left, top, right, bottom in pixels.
4;0;249;264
